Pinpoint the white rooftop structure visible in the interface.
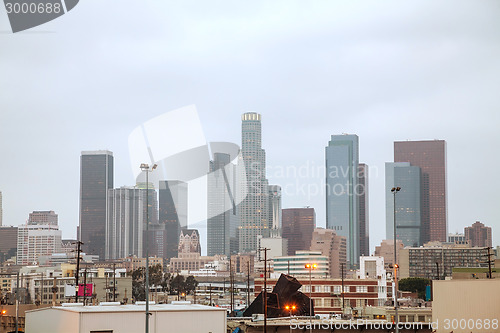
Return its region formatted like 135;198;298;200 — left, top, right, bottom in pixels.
26;302;226;333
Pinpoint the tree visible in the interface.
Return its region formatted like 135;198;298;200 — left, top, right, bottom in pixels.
184;276;199;295
129;267;146;300
170;275;185;295
149;264;164;287
398;277;431;299
129;265;165;301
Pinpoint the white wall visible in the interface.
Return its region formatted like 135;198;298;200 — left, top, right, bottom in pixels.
26;308;79;333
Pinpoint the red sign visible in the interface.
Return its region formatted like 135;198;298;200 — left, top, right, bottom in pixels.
78;284;93;297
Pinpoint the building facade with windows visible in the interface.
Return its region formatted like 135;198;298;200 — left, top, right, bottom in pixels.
207;152;238;256
79;150;114;260
255;277;389;314
394;140;447;243
28;210;58;226
399;243;489;279
385;162;422;247
106;186;146;260
309;228;346;278
464;221;492;248
273;251;329;277
17;224;62;265
159;180;187;260
282;208;316;256
238;112;270;253
325;134;360;267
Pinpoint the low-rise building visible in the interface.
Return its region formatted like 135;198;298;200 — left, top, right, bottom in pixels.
399;242;489;279
25;302;226;333
273;251;329;277
255;277;389;314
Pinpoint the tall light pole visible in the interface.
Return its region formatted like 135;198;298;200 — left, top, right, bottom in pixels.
391;186;401;333
141;163;157;333
305;263;317;333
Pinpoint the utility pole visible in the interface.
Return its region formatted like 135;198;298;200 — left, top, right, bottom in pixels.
229;257;234;315
113;262;116;302
247;262;251;307
15;272;19;333
140;162;157;333
483;247;494;279
258;247;269;333
83;267;87;306
341;263;345;314
391;186;401;333
105;272;109;302
74;241;83;303
40;272;44;305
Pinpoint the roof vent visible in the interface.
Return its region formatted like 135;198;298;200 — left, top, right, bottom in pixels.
62;303;84;307
100;302;121;306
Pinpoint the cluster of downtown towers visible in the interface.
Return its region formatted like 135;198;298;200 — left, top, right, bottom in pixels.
79;112;447;268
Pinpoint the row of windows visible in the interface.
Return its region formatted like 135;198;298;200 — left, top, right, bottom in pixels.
301;285;374;293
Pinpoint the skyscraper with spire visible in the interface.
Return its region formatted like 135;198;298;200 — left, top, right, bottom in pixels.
238;112;269;253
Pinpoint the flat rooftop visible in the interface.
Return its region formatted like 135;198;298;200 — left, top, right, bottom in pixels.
27;302;226;314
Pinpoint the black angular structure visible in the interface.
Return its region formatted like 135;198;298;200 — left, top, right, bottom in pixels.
243;274;314;317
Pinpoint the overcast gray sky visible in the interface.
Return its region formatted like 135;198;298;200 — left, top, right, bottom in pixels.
1;0;499;254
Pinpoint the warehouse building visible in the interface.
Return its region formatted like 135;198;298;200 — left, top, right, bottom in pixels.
25;301;226;333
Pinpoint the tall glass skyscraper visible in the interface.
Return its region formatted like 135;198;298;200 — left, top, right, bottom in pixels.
325;134;359;267
358;163;369;256
386;162;422;247
159;180;187;259
79;150;113;260
207;152;239;256
238;112;269;253
394;140;447;243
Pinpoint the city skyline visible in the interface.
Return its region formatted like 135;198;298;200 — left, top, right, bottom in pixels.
1;1;499;253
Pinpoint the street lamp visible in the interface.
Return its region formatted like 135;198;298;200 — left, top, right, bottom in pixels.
391;186;401;333
140;163;157;333
305;263;317;332
285;305;296;333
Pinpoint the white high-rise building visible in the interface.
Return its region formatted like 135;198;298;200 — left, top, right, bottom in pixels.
106;186;147;260
17;224;62;265
238;112;269;253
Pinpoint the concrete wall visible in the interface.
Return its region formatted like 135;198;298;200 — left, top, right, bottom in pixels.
433;279;500;333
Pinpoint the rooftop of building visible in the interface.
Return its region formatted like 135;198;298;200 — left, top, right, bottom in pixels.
26;302;226;314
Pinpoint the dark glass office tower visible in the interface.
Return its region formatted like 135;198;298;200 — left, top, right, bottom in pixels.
159;180;187;260
358;163;369;256
79;150;113;260
394;140;447;243
325;134;359;267
386;162;422;247
207;153;238;256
